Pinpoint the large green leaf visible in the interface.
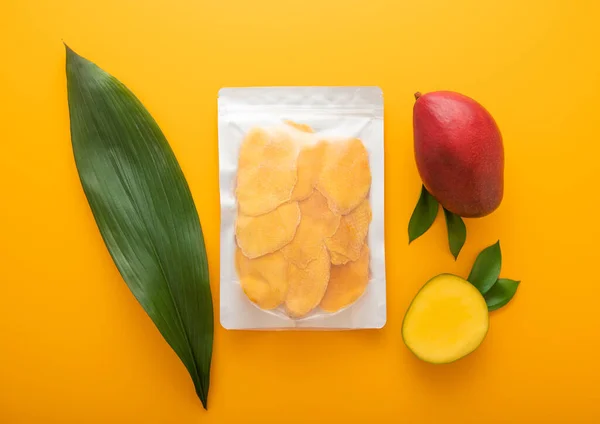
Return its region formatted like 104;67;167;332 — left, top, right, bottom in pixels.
408;185;439;243
467;240;502;295
65;45;213;408
443;207;466;260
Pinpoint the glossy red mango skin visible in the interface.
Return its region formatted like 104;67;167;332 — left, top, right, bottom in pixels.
413;91;504;218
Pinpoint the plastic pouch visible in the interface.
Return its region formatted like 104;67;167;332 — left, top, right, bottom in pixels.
218;87;385;329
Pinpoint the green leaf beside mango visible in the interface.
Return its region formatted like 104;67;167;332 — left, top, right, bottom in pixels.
485;279;520;311
408;185;439;244
443;207;466;260
467;240;502;295
65;45;213;408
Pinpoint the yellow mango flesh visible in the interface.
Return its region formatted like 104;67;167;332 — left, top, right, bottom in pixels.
402;274;489;364
235;248;288;309
320;244;370;312
236;127;299;216
235;202;300;259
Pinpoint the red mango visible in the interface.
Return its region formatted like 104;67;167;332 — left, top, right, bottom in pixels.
413;91;504;218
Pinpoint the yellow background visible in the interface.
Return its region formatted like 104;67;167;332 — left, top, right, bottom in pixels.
1;0;599;422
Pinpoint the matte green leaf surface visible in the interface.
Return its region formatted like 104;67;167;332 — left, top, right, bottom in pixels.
485;279;520;311
65;46;213;408
468;240;502;295
443;207;466;260
408;185;439;243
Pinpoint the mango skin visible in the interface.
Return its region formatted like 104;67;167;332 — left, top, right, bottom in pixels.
413;91;504;218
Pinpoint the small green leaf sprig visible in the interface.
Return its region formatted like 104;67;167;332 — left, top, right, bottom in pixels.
468;241;520;311
408;185;466;259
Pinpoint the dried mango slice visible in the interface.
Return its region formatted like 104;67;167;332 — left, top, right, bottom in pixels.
329;251;351;266
291;141;328;201
285;120;314;133
300;190;341;226
282;191;340;268
325;199;372;264
235;248;288;309
235;202;300;259
285;246;331;318
236;127;298;216
317;138;371;215
320;244;370;313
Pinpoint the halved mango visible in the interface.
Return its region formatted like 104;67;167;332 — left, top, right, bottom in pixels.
402;274;489;364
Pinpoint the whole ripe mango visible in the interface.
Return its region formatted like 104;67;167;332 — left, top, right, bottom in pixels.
413;91;504;217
